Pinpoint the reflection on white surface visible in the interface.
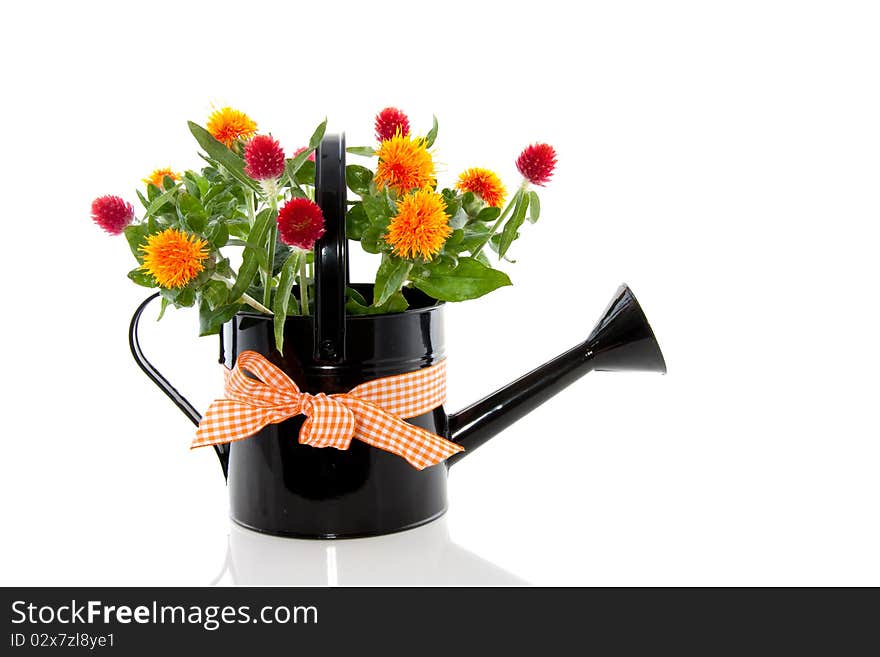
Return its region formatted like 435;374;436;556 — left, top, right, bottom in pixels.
212;516;527;586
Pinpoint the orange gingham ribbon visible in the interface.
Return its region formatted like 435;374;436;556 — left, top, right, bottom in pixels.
192;351;463;469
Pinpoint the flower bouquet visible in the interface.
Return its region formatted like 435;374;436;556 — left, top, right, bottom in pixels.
92;106;556;353
98;105;667;540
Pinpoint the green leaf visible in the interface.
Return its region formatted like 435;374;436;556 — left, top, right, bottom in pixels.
360;225;386;254
272;239;292;276
498;190;529;258
346;288;409;315
424;115;439;148
362;193;393;227
412;256;511;302
206;220;229;248
182;174;200;198
446;228;464;249
179;288;196;308
162;175;177;191
187;121;260;192
462;191;486;217
136;189;150;210
460;222;492;252
289;181;310;198
449;207;468;229
490;233;518;263
156;296;169;320
177;192;207;233
123;224;150;262
184;170;210;198
477;206;502;223
272;251;300;353
162;286;196;309
346;165;374;195
346;287;368;306
295;160;315;186
228;207;273;302
214;256;233;277
379;291;409;313
226;219;251;240
436;252;458;269
373;255;412;307
202;278;228;309
442;191;462;221
346;203;370;240
285;156;311;187
308;118;328;149
144;188;178;218
345;296;370;315
346;146;376;157
345;294;371;315
198;299;239;337
528;191;541;223
202;182;231;206
127;267;156;288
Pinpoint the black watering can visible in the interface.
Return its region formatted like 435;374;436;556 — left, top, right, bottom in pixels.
130;134;666;538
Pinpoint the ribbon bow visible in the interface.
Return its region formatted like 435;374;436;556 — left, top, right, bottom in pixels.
193;351;463;470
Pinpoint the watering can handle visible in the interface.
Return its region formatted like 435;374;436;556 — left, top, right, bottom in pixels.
129;293;229;478
313;133;349;363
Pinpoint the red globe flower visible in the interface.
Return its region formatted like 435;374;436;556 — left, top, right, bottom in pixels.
375;107;410;142
292;146;316;163
277;198;325;250
244;135;285;180
91;195;134;235
516;143;557;186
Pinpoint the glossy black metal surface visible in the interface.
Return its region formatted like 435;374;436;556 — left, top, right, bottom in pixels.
313;133;348;363
224;286;449;537
584;284;667;374
446;285;665;465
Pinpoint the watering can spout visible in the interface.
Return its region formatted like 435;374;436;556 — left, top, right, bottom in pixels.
445;284;665;466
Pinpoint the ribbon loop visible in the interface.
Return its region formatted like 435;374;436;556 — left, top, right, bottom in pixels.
193;351;463;470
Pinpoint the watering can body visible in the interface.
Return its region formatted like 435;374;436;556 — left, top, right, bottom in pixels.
222;286;450;537
128;133;667;539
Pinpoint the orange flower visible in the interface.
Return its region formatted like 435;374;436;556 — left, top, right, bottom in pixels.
143;167;180;188
374;134;436;195
206;107;257;147
455;167;507;208
140;228;209;288
385;189;452;260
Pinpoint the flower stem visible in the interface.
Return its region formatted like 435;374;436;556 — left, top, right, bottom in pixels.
262;180;280;308
298;248;310;315
470;184;525;258
212;274;272;314
287;250;302;315
240;292;272;315
245;191;257;227
245;190;268;301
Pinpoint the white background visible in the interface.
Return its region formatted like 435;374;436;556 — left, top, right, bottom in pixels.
1;0;878;586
